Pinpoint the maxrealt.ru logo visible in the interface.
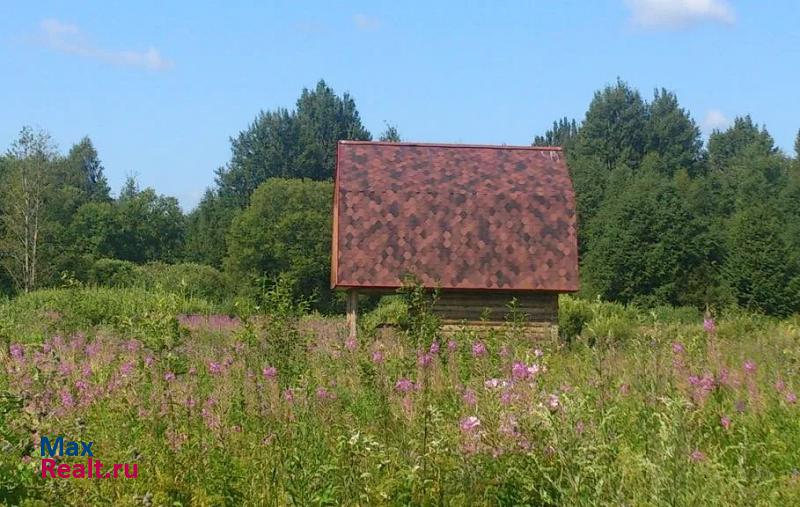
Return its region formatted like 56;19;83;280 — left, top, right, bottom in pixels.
40;436;138;479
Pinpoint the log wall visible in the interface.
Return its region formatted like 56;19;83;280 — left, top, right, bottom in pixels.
433;291;558;337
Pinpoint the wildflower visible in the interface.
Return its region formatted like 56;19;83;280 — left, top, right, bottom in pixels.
499;345;510;358
81;363;92;377
417;353;432;367
547;394;560;411
703;318;716;334
484;378;508;389
447;339;458;352
316;387;335;400
720;415;731;430
164;371;176;382
75;379;89;391
9;343;24;361
511;361;528;380
262;366;277;379
619;383;630;395
533;348;544;358
690;449;706;462
672;342;685;354
735;400;747;413
472;341;487;358
188;366;197;376
775;379;786;392
283;388;294;403
58;361;73;376
500;390;515;406
462;388;477;407
208;362;222;374
125;339;140;353
743;360;756;374
787;392;797;404
460;416;481;433
371;350;384;364
429;340;440;355
85;341;101;357
499;415;520;437
144;355;155;368
345;336;357;352
395;378;415;393
527;363;541;377
60;390;75;409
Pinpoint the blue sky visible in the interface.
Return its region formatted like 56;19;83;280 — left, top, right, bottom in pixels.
1;1;798;210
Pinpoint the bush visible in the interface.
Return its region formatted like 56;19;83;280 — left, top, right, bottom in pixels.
361;295;409;335
88;258;138;287
558;295;594;342
135;262;232;303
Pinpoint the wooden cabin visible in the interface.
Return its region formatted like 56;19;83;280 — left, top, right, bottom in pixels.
331;141;579;338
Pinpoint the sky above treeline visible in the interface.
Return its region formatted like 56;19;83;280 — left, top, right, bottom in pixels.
1;1;798;210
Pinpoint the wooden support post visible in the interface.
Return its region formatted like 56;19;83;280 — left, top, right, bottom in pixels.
346;290;358;340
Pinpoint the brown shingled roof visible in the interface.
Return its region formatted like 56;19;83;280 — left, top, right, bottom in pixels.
331;141;579;292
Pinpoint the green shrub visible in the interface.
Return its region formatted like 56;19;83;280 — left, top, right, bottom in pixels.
89;258;138;287
361;295;409;335
558;295;594;342
135;262;232;303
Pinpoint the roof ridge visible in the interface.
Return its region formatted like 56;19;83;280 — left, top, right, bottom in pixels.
339;140;563;151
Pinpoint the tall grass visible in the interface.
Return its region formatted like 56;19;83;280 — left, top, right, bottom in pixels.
1;289;798;505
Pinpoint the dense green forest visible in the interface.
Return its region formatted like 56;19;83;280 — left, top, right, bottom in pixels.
1;79;798;315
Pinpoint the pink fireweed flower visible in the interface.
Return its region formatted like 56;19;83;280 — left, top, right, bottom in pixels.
371;350;384;364
188;366;197;376
484;378;508;389
619;383;631;396
720;415;731;430
283;388;294;403
417;353;432;367
395;378;415;393
262;366;277;379
316;387;335;400
547;394;560;411
527;363;541;377
460;416;481;433
533;348;544;358
690;449;706;462
472;341;487;358
462;388;477;407
500;390;516;406
84;341;101;357
499;345;510;358
743;360;756;375
429;340;440;355
208;361;223;374
164;371;176;382
512;361;529;381
345;336;357;352
9;343;24;361
672;342;685;354
787;392;797;404
58;361;73;376
703;318;716;334
775;379;786;392
125;339;140;353
60;390;75;409
144;355;155;368
75;379;89;391
81;363;92;377
447;339;458;352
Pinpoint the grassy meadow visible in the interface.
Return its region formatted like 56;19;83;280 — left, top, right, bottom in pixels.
1;287;799;506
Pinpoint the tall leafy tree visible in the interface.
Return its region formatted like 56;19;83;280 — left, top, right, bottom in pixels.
533;117;579;148
708;115;776;172
645;89;703;176
225;179;334;311
379;124;401;142
0;127;57;292
723;203;799;316
294;80;372;180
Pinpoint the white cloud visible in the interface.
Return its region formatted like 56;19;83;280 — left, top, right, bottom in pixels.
702;109;732;133
37;18;173;71
353;14;381;31
625;0;736;29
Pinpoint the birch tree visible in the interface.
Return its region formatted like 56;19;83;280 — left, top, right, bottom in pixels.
0;127;56;292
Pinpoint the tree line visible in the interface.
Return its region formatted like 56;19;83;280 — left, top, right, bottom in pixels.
1;79;798;315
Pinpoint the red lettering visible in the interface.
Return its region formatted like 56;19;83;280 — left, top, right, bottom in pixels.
112;463;122;478
94;459;103;478
57;463;71;478
124;463;138;479
41;458;56;478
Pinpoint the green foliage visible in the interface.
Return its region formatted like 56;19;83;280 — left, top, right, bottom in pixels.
723;204;800;316
225;178;333;312
558;295;594;342
2;288;799;504
361;295;409;335
89;258;138;287
134;262;232;303
533;117;579;148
